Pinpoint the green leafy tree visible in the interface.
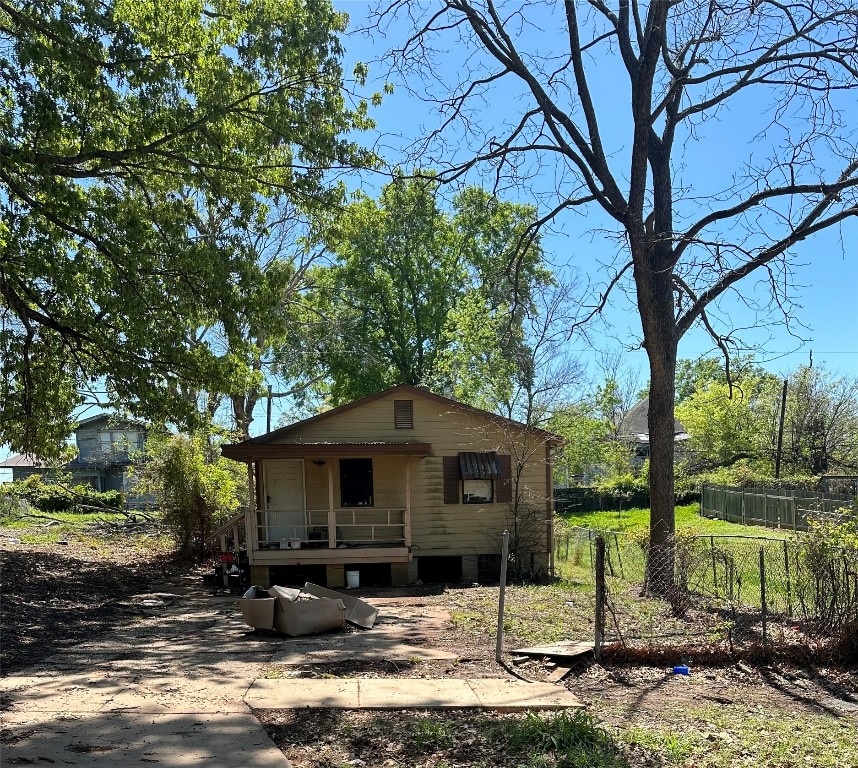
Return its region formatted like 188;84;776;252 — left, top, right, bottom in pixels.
138;431;244;555
435;291;518;412
549;404;612;485
0;0;375;457
307;174;553;407
180;211;323;440
782;366;858;476
676;376;778;472
310;174;462;404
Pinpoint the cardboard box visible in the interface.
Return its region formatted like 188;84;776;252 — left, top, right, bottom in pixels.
272;596;346;637
237;586;276;630
268;585;301;602
303;582;378;629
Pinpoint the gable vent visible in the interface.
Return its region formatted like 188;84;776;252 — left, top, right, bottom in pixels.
394;400;414;429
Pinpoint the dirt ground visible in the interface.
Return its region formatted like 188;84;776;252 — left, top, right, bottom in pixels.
2;526;857;767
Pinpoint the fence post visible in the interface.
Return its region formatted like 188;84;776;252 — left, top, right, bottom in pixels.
495;530;509;664
710;536;718;596
759;546;768;650
614;533;624;579
594;535;606;662
741;488;745;525
790;489;795;530
783;539;793;617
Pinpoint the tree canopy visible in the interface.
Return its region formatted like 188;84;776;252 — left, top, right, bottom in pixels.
781;366;858;477
0;0;375;457
306;174;558;411
675;362;858;478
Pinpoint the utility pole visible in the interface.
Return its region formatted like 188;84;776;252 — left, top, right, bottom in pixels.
266;384;273;433
775;380;787;479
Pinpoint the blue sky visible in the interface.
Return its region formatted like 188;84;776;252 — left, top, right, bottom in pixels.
335;0;858;383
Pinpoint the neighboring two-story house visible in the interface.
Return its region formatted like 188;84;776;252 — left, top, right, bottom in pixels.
0;415;147;502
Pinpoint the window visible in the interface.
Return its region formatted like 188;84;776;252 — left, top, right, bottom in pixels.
394;400;413;429
99;430;143;455
340;458;373;507
443;452;513;504
459;451;497;503
463;478;493;503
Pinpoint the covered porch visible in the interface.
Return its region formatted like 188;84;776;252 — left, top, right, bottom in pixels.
221;441;431;566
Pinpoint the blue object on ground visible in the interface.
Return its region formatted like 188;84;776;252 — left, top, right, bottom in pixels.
673;665;690;675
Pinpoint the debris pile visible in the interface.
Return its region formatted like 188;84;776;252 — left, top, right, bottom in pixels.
239;582;378;637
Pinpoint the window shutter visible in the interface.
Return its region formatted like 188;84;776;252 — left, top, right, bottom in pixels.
394;400;414;429
443;456;460;504
496;454;512;503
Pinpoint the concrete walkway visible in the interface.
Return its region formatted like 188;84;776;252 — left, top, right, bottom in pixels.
248;677;581;711
0;577;580;766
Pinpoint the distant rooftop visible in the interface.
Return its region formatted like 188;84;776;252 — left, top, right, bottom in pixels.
618;399;688;440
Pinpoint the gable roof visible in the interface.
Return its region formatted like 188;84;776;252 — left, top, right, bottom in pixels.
75;414;146;430
233;384;563;447
618;398;687;440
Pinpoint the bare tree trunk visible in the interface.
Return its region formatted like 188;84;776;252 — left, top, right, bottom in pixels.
636;236;678;595
646;337;678;595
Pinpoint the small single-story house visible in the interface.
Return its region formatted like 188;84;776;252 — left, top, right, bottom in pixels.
221;384;562;589
618;398;689;468
0;414;148;502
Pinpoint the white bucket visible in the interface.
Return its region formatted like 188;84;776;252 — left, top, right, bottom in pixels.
345;570;360;589
289;539;302;550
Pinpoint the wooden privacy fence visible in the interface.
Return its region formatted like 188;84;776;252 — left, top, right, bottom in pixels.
554;486;650;514
700;484;855;531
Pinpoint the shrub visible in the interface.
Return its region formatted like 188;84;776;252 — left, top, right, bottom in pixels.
136;432;241;555
6;475;124;513
673;461;702;503
795;510;858;650
595;472;648;498
696;461;818;490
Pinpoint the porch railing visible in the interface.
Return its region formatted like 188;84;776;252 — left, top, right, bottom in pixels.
256;507;407;549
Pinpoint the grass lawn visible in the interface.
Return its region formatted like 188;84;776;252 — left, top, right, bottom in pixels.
552;503;812;636
559;502;794;538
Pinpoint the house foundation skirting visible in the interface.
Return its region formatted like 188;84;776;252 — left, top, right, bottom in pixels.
249;546;410;566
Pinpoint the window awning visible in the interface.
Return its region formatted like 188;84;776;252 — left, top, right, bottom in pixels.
458;451;498;479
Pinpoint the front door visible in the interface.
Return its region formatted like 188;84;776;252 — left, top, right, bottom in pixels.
264;460;305;542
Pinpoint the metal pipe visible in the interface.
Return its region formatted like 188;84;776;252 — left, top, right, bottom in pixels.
495;530;510;664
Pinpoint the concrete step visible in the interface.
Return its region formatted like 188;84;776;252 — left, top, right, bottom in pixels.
246;677;583;712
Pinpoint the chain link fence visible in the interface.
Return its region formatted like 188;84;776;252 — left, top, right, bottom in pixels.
554;524;858;657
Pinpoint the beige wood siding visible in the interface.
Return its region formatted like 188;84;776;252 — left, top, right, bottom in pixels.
268;392;552;556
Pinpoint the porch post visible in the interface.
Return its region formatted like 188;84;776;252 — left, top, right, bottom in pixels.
404;456;412;547
327;461;336;548
246;462;258;557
